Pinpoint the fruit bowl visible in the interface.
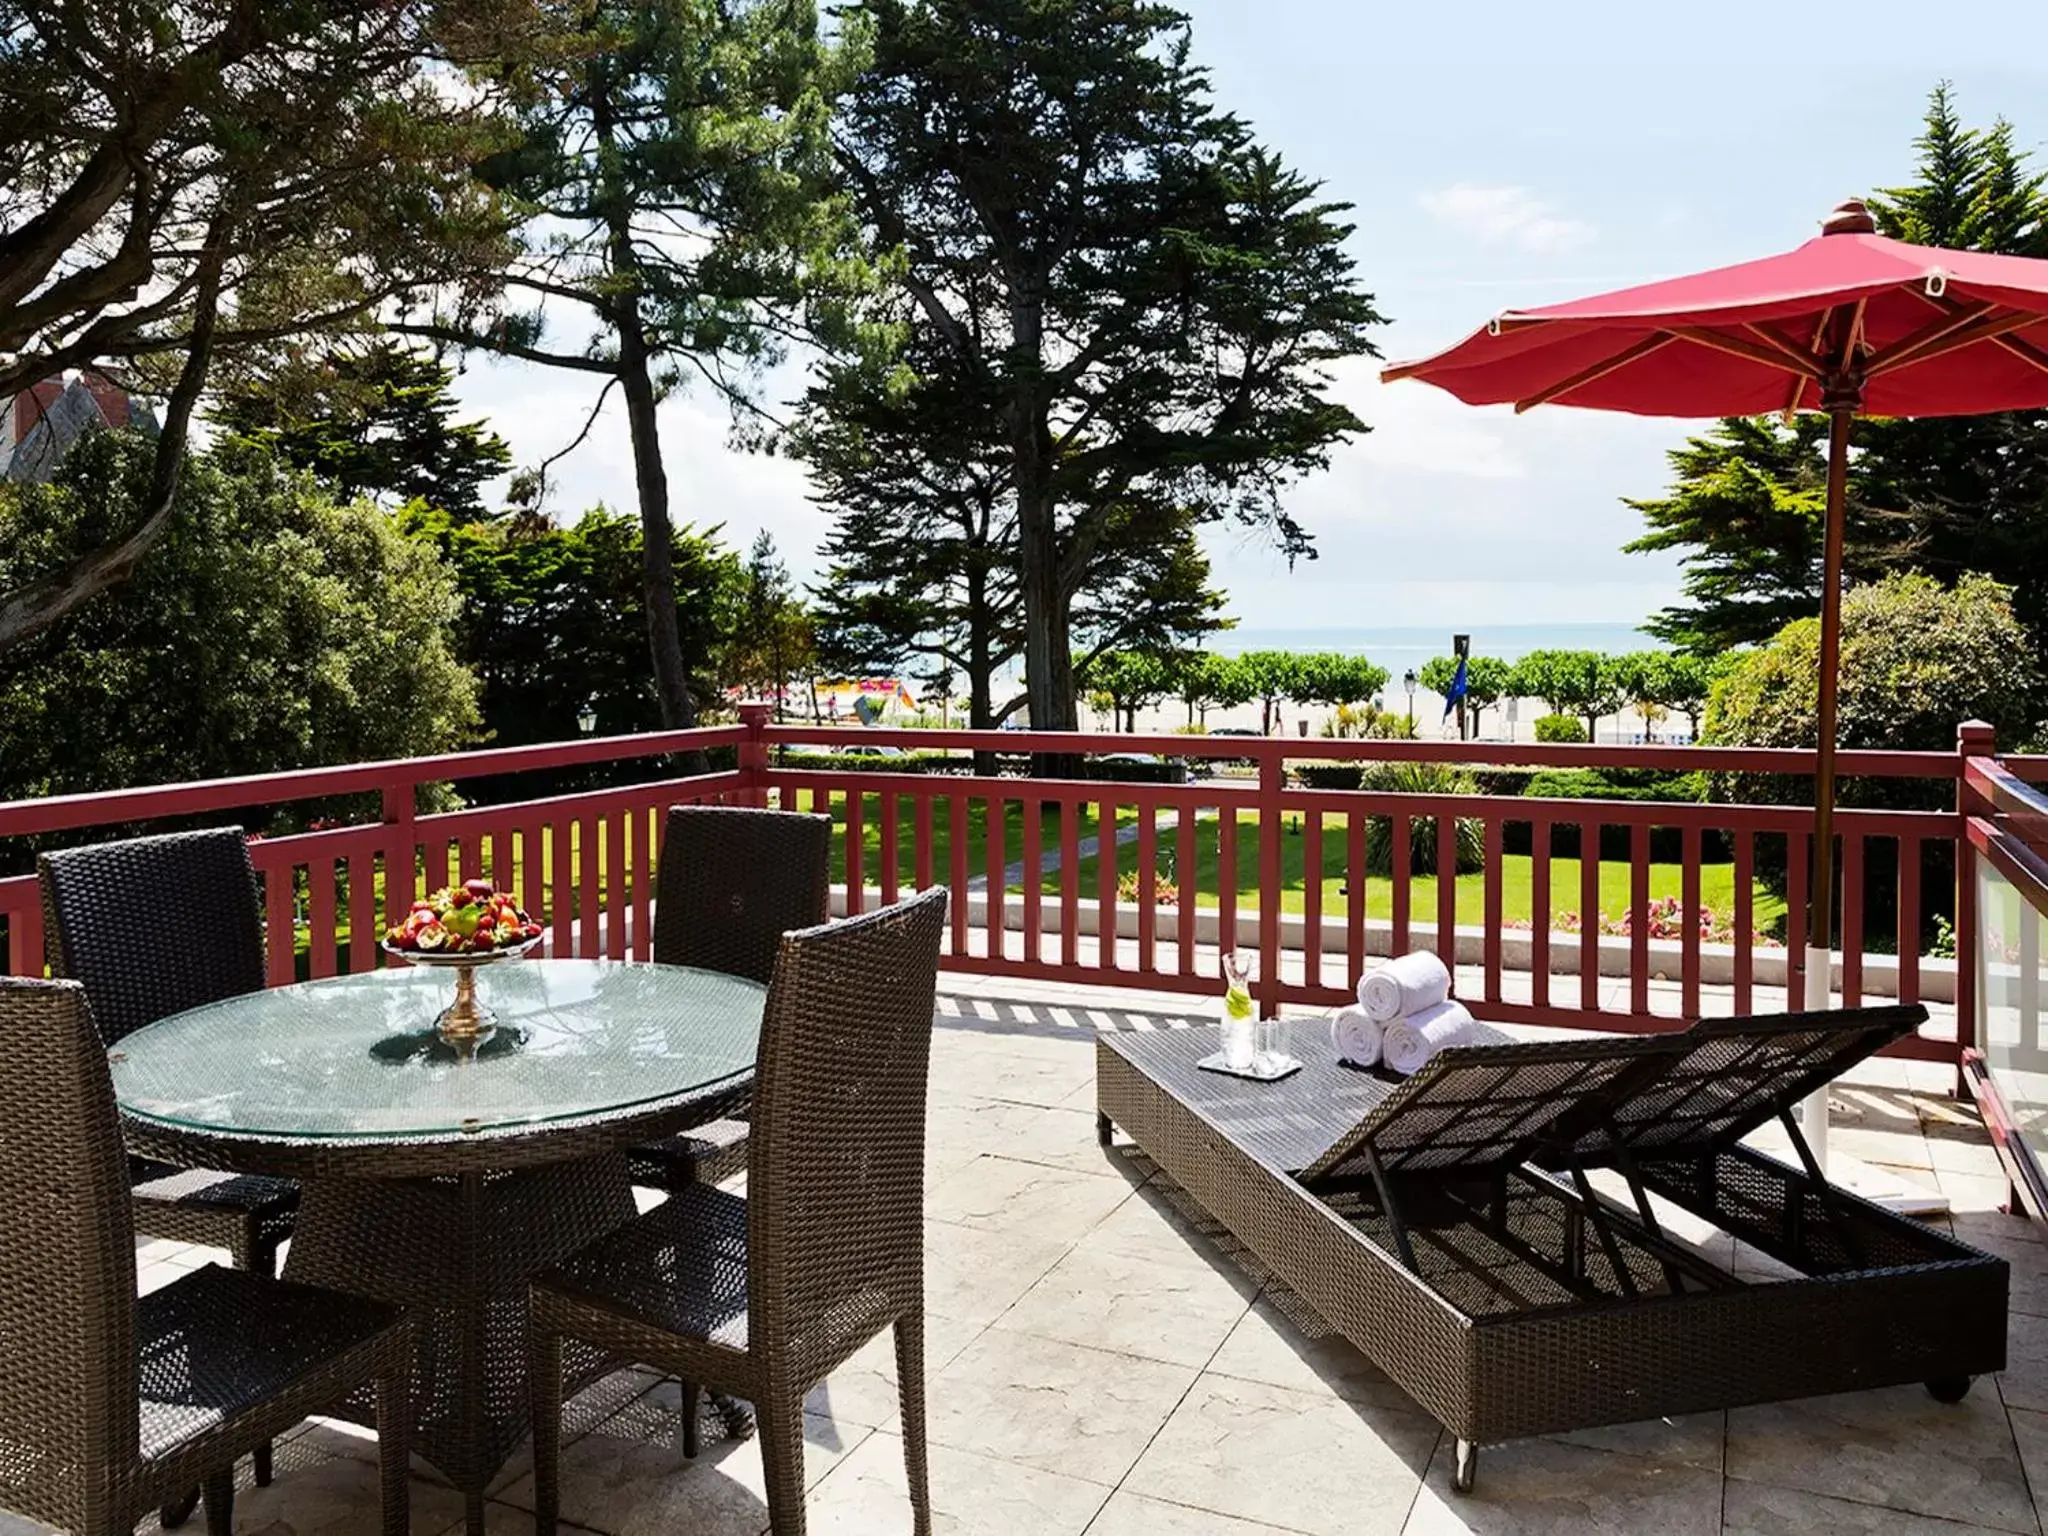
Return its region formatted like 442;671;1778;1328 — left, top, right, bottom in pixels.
381;881;546;1045
383;880;543;959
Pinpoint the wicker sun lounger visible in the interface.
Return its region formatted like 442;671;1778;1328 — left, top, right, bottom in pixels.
1096;1005;2007;1494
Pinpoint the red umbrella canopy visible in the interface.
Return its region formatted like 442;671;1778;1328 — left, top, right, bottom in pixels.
1384;202;2048;419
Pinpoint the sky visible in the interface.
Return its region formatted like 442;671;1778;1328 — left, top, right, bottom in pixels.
445;0;2048;640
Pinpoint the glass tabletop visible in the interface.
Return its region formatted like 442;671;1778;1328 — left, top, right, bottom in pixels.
109;961;765;1141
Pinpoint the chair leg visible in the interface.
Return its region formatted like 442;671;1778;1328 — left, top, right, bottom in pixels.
895;1311;932;1536
238;1230;279;1488
529;1325;564;1536
159;1488;200;1528
681;1380;702;1460
756;1395;808;1536
202;1468;234;1536
378;1365;413;1536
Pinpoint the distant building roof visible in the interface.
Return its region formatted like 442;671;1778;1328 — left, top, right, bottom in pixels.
1;373;155;482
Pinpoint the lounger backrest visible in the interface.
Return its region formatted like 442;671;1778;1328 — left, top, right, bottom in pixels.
1558;1003;1927;1165
1299;1035;1682;1183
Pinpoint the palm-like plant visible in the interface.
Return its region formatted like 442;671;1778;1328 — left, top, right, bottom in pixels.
1357;762;1486;877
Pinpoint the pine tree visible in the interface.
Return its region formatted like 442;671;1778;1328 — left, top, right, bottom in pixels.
403;0;877;734
798;339;1230;728
212;343;512;522
1627;84;2048;653
836;0;1382;740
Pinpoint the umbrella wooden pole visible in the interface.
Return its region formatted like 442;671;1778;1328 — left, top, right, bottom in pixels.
1802;402;1856;1157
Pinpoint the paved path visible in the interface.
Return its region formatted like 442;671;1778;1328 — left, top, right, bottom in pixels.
966;806;1184;892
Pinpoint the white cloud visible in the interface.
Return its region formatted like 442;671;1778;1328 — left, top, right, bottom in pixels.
1418;183;1596;254
1339;365;1524;481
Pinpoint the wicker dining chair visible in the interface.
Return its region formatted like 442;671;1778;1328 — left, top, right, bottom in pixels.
530;886;949;1536
623;804;831;1193
0;977;413;1536
39;828;303;1503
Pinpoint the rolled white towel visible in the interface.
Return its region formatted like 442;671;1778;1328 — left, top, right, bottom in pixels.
1381;1000;1504;1077
1330;1004;1384;1069
1357;950;1452;1022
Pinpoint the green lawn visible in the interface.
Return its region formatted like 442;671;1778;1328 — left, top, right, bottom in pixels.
294;796;1787;971
787;789;1107;893
781;794;1785;934
1074;809;1786;932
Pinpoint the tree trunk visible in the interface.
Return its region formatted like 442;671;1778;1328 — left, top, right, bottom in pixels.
966;565;998;776
617;349;695;732
1008;288;1077;773
592;59;703;772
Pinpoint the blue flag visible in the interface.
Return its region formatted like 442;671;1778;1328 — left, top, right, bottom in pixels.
1443;655;1469;719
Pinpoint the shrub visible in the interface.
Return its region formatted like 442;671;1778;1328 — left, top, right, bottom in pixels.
1704;573;2048;944
1512;768;1712;861
1320;701;1411;739
1293;761;1365;790
1534;713;1589;744
1076;756;1189;784
775;749;961;775
1523;768;1706;803
1469;767;1539;797
1357;762;1485;877
1118;868;1179;906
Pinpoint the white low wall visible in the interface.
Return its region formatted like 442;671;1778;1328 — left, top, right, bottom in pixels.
831;885;1957;1004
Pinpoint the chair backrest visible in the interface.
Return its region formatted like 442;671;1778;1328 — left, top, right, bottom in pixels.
39;827;265;1045
747;887;948;1377
651;805;831;985
0;977;140;1500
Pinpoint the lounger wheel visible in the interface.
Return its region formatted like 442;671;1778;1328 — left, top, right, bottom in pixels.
1452;1439;1478;1494
1926;1375;1973;1403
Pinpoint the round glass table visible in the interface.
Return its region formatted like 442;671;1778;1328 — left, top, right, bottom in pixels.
109;960;766;1531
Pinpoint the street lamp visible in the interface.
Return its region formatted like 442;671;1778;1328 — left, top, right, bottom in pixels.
1402;669;1416;728
578;700;598;737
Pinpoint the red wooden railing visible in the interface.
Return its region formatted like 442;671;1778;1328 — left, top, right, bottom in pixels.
0;706;1995;1063
1957;756;2048;1212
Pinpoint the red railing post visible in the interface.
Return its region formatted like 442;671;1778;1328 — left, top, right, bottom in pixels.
737;701;773;808
1956;718;1996;1096
1257;747;1285;1018
381;779;418;923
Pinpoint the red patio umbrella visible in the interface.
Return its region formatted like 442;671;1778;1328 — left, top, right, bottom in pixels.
1384;199;2048;1016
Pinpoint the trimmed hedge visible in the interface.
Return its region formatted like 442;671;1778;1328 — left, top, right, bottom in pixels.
1077;756;1190;784
1293;761;1364;790
1468;766;1538;797
1509;769;1718;862
1523;768;1707;803
773;749;964;775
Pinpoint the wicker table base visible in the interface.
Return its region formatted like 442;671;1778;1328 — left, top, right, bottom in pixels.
284;1153;637;1533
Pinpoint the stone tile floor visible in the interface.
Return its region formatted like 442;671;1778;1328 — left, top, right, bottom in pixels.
7;981;2042;1536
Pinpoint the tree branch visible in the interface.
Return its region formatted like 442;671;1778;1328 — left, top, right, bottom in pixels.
0;236;226;653
388;320;620;375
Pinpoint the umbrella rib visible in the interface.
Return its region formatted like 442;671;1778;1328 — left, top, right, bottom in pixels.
1862;300;2009;379
1992;332;2048;377
1738;322;1830;376
1674;327;1823;377
1511;332;1674;413
1780;311;1834;421
1840;298;1868;369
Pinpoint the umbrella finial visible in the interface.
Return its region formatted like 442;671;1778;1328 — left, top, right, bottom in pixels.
1822;199;1876;236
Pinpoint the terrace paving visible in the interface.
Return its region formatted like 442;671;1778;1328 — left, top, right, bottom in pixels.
6;975;2033;1536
